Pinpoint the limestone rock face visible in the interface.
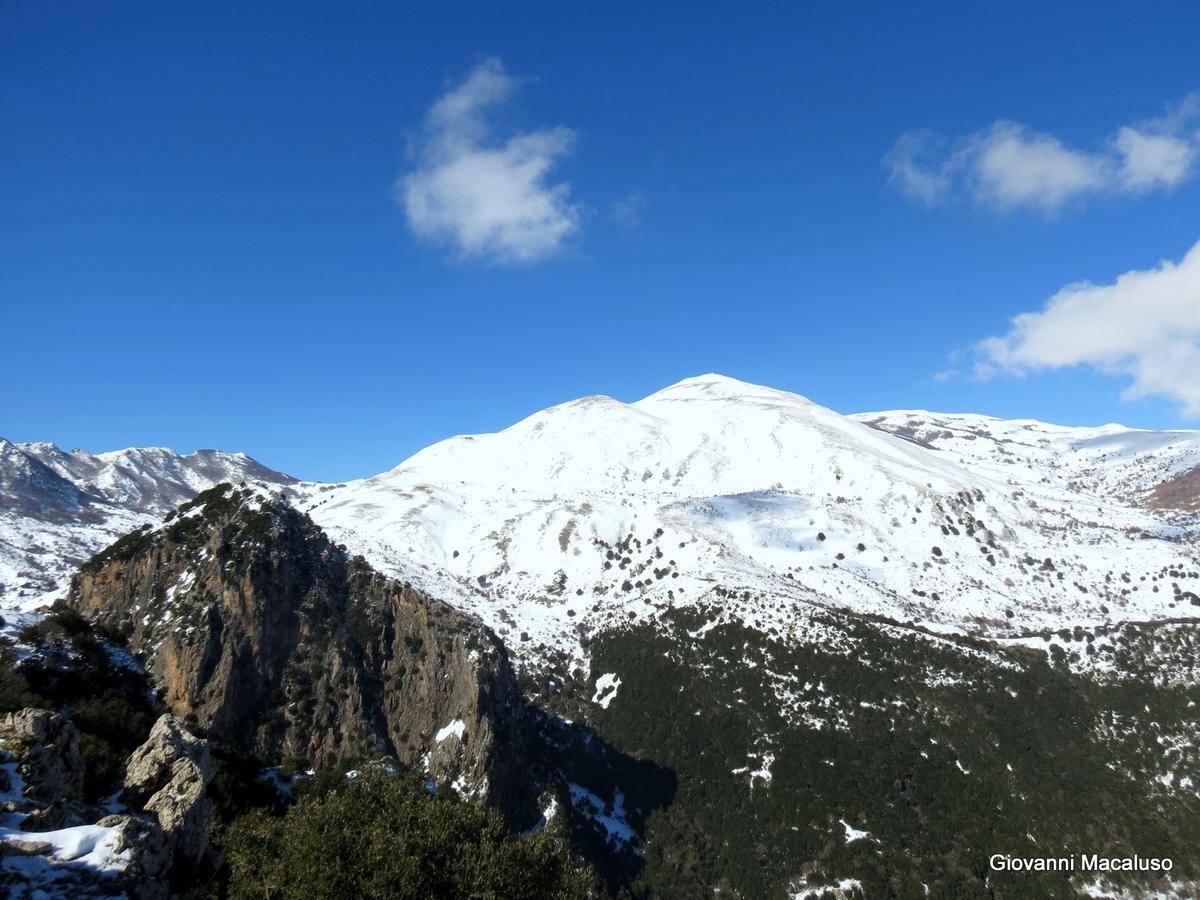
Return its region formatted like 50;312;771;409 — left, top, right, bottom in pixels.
69;484;537;823
0;708;85;830
122;714;215;867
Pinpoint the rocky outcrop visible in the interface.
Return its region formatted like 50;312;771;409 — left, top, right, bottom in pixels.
122;715;215;866
93;813;172;899
81;715;217;899
0;708;85;831
68;484;537;822
0;711;215;900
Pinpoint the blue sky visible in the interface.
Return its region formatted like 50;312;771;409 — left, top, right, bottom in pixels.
4;2;1200;481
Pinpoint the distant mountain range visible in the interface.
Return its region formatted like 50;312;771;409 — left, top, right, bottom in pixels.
0;438;296;607
3;374;1199;897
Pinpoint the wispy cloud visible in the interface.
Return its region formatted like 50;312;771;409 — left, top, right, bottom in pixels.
399;58;580;265
975;240;1200;416
883;131;954;206
612;192;647;229
887;93;1200;214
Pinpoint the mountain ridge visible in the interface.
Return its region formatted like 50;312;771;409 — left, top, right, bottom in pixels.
6;375;1200;657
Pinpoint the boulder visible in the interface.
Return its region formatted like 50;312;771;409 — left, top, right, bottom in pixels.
0;708;85;811
122;714;215;867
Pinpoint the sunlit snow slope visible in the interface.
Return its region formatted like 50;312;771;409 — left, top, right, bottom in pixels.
282;375;1200;670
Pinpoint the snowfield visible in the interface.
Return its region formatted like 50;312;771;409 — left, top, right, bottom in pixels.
286;375;1200;672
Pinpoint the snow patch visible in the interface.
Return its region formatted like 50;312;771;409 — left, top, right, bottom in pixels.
435;719;466;743
567;783;637;850
840;818;871;843
790;878;864;899
592;672;621;709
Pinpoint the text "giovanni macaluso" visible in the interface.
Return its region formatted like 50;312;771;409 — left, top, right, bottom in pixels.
990;854;1173;874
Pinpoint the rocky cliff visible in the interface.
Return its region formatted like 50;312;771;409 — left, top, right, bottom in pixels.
67;483;536;822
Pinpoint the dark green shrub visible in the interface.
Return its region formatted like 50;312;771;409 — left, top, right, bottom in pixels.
220;772;591;899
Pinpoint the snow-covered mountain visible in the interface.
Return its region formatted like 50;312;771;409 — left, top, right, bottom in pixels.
280;375;1200;672
0;438;294;608
5;375;1200;662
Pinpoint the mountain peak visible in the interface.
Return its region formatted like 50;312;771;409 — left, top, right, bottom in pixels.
642;373;812;405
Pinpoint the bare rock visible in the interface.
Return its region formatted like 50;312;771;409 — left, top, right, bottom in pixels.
123;715;215;803
19;798;86;832
122;714;215;867
1;835;54;855
0;708;84;807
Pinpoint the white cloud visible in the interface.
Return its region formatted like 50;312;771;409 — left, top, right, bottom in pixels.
1118;92;1200;192
612;192;647;228
887;93;1200;214
1114;127;1195;192
400;58;580;264
976;240;1200;416
883;132;952;205
966;122;1111;213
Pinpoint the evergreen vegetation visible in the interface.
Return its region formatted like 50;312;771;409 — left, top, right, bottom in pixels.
219;771;592;899
578;607;1199;898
